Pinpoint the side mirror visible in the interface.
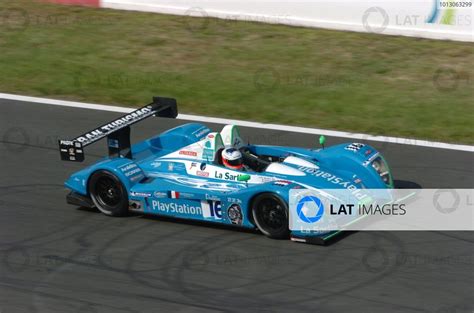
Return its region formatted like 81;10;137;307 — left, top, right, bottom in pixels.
237;174;251;182
319;135;326;149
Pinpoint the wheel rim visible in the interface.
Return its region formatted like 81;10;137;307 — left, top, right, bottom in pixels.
95;176;122;207
257;198;287;231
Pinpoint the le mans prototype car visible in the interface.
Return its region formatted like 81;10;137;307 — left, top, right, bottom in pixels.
59;97;393;244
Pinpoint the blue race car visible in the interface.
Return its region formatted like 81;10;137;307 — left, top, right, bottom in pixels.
59;97;393;244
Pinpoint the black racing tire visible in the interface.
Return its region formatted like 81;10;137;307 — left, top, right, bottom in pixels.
88;170;128;217
251;193;290;239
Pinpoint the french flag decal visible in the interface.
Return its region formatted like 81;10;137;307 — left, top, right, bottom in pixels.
169;191;180;199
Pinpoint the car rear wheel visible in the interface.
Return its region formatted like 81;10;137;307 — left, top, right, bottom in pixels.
88;170;128;217
251;193;290;239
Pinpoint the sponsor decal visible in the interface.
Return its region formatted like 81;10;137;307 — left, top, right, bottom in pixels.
208;134;215;139
168;163;174;171
227;204;243;225
119;163;143;179
120;163;137;172
298;167;368;200
151;161;162;168
108;138;119;148
363;152;380;167
202;148;214;161
215;171;249;181
152;200;202;215
179;192;196;199
153;191;167;198
201;200;222;219
75;106;154;145
130;175;143;182
179;150;198;157
192;126;210;139
200;163;207;171
130;192;151;197
190;162;198;169
345;143;365;152
274;180;291;186
59;140;84;161
260;176;274;183
196;171;209;177
206;194;221;201
365;149;373;156
169;191;180;199
227;197;242;204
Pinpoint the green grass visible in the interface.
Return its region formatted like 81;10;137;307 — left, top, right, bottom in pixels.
0;1;473;143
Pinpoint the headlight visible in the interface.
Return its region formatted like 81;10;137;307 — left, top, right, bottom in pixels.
372;156;393;187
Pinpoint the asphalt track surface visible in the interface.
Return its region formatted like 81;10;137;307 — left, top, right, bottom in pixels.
0;99;473;313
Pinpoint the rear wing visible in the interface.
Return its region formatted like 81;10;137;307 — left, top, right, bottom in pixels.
58;96;178;162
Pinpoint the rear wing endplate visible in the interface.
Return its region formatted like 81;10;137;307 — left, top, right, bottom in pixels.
58;96;177;162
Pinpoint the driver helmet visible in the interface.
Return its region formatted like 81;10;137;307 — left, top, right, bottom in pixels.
221;147;243;170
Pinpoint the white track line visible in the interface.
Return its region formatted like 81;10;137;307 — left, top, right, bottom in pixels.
1;92;472;152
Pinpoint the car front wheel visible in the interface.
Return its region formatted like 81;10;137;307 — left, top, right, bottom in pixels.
251;193;290;239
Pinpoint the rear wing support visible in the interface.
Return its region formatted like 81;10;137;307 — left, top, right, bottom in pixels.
59;96;178;162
